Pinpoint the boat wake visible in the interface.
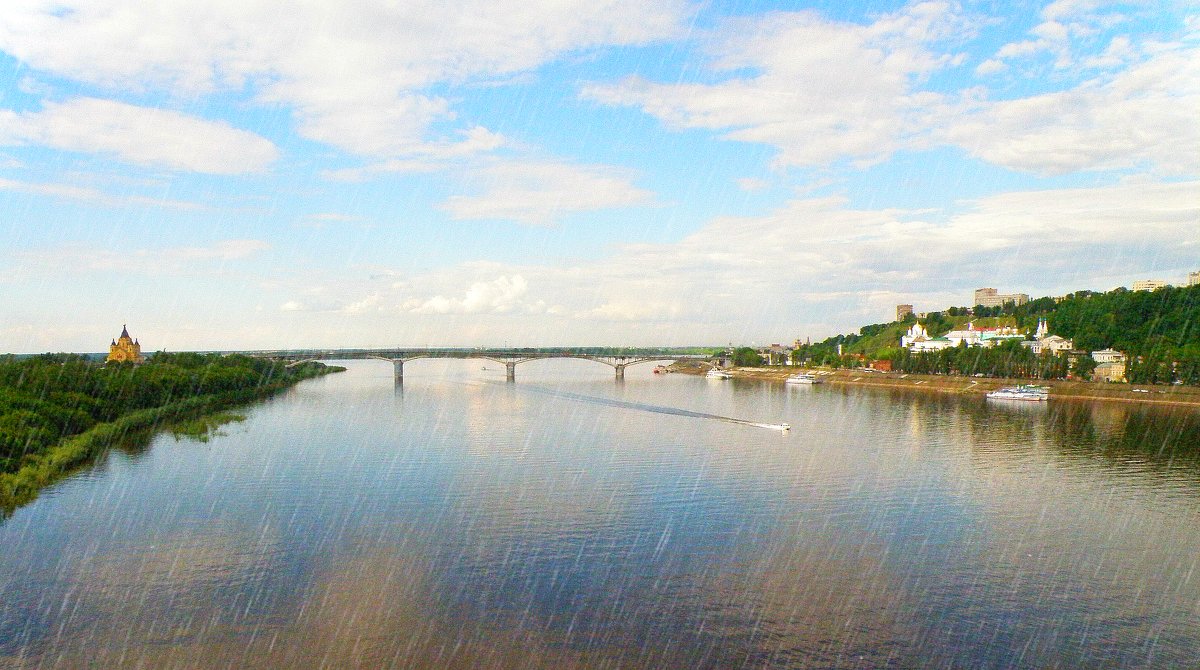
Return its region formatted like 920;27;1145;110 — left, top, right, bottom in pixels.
518;385;790;431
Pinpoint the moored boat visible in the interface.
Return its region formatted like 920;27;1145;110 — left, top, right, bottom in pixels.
986;385;1048;401
705;368;733;380
785;373;820;385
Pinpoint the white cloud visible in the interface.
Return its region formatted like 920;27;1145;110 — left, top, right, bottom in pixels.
307;213;361;223
167;239;270;261
576;300;684;322
408;275;538;314
0;98;278;174
987;0;1136;72
322;159;442;182
736;177;770;191
440;160;655;225
579;0;1191;180
0;176;201;209
0;1;687;159
996;40;1048;59
1081;35;1136;69
583;2;972;168
15;239;271;277
341;294;383;315
162;178;1196;346
943;45;1200;175
386;179;1199;338
974;58;1007;76
322;127;507;181
297;212;366;229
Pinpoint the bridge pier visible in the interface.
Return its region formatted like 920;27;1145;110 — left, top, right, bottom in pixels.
505;362;516;382
614;363;627;381
392;359;404;384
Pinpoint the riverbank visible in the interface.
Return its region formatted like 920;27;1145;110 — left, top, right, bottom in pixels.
0;365;343;516
672;362;1200;409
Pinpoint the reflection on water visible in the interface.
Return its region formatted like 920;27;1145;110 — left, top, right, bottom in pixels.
2;360;1200;668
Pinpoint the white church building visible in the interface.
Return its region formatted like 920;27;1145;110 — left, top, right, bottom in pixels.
902;321;1028;352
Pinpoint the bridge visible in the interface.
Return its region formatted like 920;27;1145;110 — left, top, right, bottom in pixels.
249;348;719;382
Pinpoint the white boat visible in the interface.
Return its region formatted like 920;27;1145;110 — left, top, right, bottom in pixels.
986;385;1048;401
706;369;733;380
785;373;820;385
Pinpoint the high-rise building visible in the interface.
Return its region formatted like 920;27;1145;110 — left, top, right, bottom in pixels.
973;288;1029;308
1188;271;1200;287
896;304;913;321
1131;279;1167;292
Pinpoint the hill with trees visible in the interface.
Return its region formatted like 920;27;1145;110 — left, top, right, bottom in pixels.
790;284;1200;385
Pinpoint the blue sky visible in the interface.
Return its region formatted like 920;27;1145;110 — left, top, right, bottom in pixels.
0;0;1196;352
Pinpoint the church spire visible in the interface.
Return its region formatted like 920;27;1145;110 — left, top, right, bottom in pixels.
120;324;130;339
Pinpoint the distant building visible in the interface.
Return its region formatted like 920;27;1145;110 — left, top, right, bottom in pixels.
974;288;1029;308
901;323;943;351
1093;362;1127;383
1091;349;1126;364
902;321;1027;352
896;304;913;321
1132;279;1167;292
1023;318;1074;355
1188;271;1200;287
106;325;145;364
758;343;793;366
1027;335;1073;355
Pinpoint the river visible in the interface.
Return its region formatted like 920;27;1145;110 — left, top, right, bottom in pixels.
2;360;1200;668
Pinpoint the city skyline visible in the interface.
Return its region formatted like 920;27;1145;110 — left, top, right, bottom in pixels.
1;1;1197;353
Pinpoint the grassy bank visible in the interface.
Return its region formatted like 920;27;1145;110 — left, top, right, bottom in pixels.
170;412;246;442
0;368;341;516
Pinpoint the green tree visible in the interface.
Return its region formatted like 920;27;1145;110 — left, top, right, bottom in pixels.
1072;356;1098;380
732;347;762;367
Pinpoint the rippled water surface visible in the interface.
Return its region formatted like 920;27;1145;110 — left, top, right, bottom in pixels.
3;361;1200;668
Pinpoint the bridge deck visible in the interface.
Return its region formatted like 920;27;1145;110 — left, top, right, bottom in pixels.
245;348;720;382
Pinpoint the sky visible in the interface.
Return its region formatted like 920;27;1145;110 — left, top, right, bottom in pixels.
0;0;1196;353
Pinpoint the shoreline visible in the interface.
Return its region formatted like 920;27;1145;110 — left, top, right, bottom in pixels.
0;366;344;516
673;364;1200;409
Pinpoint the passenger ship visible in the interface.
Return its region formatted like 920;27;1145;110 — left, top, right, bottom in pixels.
986;385;1049;401
785;373;821;385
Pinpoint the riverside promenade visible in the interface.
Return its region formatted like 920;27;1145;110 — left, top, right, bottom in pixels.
675;364;1200;409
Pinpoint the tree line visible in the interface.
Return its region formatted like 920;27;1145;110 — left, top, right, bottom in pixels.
0;352;337;474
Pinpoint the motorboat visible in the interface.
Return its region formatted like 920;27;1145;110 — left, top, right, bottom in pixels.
785;373;820;385
986;385;1049;401
705;368;733;380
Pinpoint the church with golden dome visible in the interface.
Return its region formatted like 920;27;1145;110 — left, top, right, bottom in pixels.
106;325;145;364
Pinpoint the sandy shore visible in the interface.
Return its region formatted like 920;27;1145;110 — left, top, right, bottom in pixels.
671;363;1200;409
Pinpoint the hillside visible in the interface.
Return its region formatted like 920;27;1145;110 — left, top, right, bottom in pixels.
793;284;1200;385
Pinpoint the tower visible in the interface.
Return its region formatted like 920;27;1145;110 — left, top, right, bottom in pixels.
1035;318;1049;339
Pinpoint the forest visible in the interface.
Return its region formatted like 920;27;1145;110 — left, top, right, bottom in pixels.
0;352;339;476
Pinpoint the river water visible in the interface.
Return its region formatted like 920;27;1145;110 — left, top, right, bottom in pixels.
2;360;1200;668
